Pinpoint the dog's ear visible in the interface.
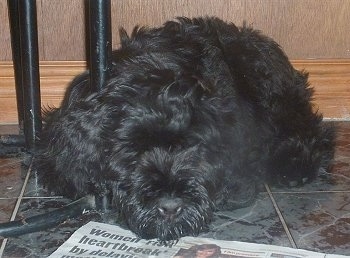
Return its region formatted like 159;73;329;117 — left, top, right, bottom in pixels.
166;72;212;101
145;69;203;93
142;69;213;104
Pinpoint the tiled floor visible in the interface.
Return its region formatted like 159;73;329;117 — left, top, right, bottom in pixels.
0;122;349;257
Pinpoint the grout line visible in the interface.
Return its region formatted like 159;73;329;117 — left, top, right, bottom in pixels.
323;118;350;122
0;196;64;200
0;158;32;256
264;183;297;249
8;161;32;221
270;190;350;194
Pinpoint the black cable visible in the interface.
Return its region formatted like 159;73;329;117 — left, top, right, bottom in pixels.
0;195;95;238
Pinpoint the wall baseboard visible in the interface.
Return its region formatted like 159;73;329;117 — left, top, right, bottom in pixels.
0;59;349;124
0;61;86;124
292;59;350;121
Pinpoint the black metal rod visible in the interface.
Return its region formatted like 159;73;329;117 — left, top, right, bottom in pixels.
88;0;112;91
7;0;24;132
18;0;42;151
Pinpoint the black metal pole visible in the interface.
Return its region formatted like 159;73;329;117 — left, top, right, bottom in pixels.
7;0;24;133
88;0;112;91
18;0;42;151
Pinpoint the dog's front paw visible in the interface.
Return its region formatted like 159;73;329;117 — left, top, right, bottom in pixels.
216;179;257;210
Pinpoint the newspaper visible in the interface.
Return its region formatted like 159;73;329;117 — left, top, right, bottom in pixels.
49;221;347;258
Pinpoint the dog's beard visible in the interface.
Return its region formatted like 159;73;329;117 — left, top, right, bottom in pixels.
113;147;217;240
124;196;213;240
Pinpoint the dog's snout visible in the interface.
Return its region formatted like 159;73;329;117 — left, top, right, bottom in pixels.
157;197;183;219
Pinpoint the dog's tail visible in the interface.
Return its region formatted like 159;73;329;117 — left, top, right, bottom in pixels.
0;195;95;238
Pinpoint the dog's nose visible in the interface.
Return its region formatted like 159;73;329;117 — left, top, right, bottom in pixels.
157;197;183;220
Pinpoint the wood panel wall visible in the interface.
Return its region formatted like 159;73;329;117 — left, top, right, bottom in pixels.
0;0;349;123
1;0;350;60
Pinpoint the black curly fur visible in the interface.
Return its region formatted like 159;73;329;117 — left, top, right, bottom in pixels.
34;17;335;240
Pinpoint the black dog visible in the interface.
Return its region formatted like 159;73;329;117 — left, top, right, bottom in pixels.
34;17;335;240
